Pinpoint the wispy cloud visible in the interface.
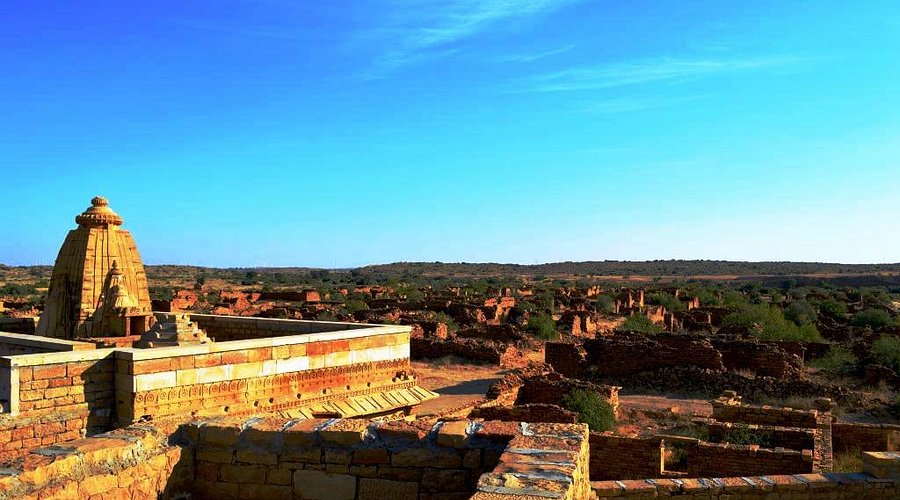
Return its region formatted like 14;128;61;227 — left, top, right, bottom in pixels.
498;44;576;63
577;95;706;114
517;56;805;92
362;0;580;78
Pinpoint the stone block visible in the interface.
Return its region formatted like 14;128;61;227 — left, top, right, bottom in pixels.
33;364;67;380
267;468;293;485
358;478;418;500
293;470;356;500
220;464;266;484
353;448;390;465
392;447;461;468
437;421;470;448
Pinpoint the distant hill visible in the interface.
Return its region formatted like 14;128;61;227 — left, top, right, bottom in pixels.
356;260;900;278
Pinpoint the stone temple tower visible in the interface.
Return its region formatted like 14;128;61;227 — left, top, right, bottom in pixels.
36;196;153;339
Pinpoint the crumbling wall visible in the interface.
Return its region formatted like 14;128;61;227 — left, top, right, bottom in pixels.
711;401;819;428
713;339;804;379
0;318;38;335
581;334;724;377
704;420;816;451
0;425;191;500
545;342;585;377
187;417;591;500
588;433;662;480
686;441;814;477
470;403;578;424
832;421;900;454
592;467;900;499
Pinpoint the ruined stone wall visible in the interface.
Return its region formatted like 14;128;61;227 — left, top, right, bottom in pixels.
581;334;724;377
187;417;591;500
470;403;578;424
0;318;38;335
712;340;804;379
0;412;87;463
704;421;816;451
190;314;372;341
0;425;191;500
545;342;585;377
686;441;814;477
832;421;900;454
588;433;662;480
710;401;819;428
592;470;899;499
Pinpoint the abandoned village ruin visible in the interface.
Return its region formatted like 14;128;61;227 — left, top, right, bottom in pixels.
0;197;897;500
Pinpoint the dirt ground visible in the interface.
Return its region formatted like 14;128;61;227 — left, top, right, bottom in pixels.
618;394;713;418
412;359;506;417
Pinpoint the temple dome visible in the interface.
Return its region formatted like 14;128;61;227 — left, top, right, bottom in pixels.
75;195;124;227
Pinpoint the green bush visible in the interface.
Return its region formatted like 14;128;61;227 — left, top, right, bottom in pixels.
525;313;558;340
616;314;664;334
784;300;817;326
561;389;616;432
722;425;772;447
810;346;857;375
722;304;822;342
817;299;848;320
344;299;368;314
852;309;894;329
648;292;685;312
871;336;900;372
594;295;616;314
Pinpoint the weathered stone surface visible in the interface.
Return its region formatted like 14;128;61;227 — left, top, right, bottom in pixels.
292;470;356;500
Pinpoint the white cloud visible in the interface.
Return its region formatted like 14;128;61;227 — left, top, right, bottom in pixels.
518;56;805;92
362;0;581;78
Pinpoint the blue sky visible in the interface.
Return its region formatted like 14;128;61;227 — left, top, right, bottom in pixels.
1;0;898;267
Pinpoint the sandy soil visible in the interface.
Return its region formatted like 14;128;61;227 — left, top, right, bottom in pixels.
619;394;713;418
412;359;506;416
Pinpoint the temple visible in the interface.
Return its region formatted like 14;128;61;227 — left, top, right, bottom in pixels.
36;196;153;339
2;195;436;430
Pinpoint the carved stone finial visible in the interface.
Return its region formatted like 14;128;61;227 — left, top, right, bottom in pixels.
75;195;124;227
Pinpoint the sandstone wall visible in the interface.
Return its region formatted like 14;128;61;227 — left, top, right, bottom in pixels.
704;420;816;451
832;421;900;454
713;339;804;379
186;417;591;500
470;403;578;424
686;441;814;477
580;334;724;377
589;433;662;480
0;332;95;356
0;318;38;335
710;401;819;428
190;314;373;341
0;425;191;500
592;470;899;499
115;327;415;425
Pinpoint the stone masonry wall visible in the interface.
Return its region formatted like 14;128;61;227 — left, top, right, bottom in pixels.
581;334;724;377
592;471;899;500
589;433;662;480
703;420;816;451
186;417;591;500
190;314;370;342
686;441;814;477
832;421;900;454
0;425;191;500
115;329;415;425
710;401;819;428
0;332;95;356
